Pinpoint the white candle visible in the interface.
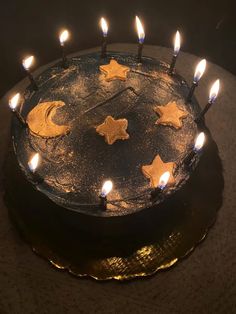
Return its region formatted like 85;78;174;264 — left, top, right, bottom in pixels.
28;153;40;173
101;180;113;197
100;17;108;58
158;171;170;190
209;79;220;104
28;153;44;183
100;180;113;210
22;56;34;71
174;30;181;56
194;59;207;83
9;93;27;126
194;132;205;152
59;30;69;46
135;16;145;62
187;59;207;102
100;17;108;37
195;79;220;122
22;55;38;90
59;30;70;68
136;16;145;44
169;30;181;74
184;132;206;165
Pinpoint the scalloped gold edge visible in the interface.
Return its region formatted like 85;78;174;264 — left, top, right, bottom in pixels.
9;194;217;281
30;214;217;281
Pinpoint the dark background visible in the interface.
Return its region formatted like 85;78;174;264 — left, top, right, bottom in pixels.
0;1;236;313
0;0;235;97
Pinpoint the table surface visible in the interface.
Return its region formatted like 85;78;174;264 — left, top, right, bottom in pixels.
0;44;236;314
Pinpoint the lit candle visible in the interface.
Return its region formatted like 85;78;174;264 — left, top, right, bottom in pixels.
195;79;220;123
100;17;108;58
100;180;113;210
28;153;44;184
59;29;69;68
135;16;145;63
9;93;27;126
22;56;38;91
168;30;181;75
187;59;206;103
151;171;170;199
184;132;205;165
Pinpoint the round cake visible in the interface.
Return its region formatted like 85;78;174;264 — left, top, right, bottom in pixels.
12;51;202;217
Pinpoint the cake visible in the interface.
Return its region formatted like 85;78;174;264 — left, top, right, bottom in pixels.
10;51;204;235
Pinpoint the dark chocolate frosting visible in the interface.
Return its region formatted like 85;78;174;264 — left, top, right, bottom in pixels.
12;52;202;216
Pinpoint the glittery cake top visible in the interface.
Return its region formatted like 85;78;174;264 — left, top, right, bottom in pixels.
12;52;202;217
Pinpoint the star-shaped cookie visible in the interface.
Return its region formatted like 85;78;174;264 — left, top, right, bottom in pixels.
142;155;176;188
154;101;188;129
96;115;129;145
100;59;130;81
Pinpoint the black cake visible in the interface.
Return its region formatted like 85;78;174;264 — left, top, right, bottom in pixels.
12;51;203;221
5;49;223;280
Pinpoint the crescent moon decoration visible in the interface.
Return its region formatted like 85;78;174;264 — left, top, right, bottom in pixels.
26;101;70;138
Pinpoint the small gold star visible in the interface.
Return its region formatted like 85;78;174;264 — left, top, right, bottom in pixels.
96;115;129;145
142;155;175;188
99;59;130;81
154;101;188;129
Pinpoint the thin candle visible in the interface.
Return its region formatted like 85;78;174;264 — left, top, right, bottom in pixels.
151;171;170;199
136;16;145;63
22;56;38;91
195;79;220;123
100;17;108;58
9;93;27;126
187;59;206;103
28;153;44;184
184;132;205;165
59;30;69;68
100;180;113;210
168;30;181;75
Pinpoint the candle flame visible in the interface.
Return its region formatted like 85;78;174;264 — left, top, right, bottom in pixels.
22;55;34;70
9;93;20;111
209;79;220;103
28;153;40;173
194;59;206;83
158;171;170;190
194;132;205;151
59;30;69;45
101;180;113;197
174;30;181;55
100;17;108;37
136;16;145;43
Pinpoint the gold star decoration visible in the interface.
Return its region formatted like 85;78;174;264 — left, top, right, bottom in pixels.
99;59;130;81
141;155;176;188
96;115;129;145
154;101;188;129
